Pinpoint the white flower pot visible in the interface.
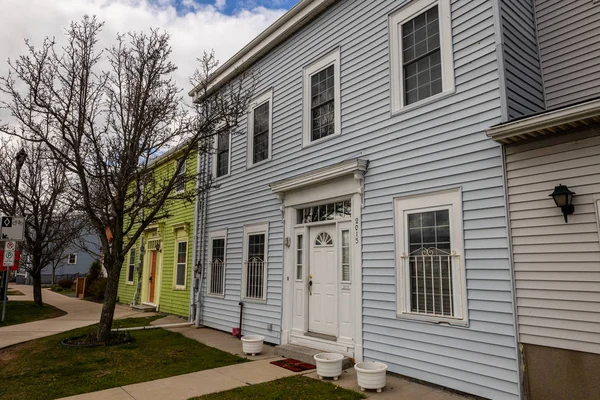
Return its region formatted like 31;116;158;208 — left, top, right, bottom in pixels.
354;361;388;393
314;353;344;380
241;335;264;356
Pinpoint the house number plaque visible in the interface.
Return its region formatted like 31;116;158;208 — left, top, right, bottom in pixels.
354;218;359;244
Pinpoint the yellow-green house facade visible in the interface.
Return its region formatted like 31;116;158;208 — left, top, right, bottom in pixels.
117;148;197;317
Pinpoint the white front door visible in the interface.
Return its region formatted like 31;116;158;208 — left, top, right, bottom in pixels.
309;225;338;336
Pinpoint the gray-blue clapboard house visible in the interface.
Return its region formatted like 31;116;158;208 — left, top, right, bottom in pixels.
188;1;538;398
40;232;101;283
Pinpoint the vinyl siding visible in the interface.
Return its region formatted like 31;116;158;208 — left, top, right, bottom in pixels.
499;0;545;119
117;151;197;317
200;0;519;398
535;0;600;109
505;129;600;355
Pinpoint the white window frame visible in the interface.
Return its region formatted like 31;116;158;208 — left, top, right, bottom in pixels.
67;253;77;265
175;158;186;193
212;130;232;179
207;229;227;298
302;48;341;147
394;187;467;325
247;89;273;168
389;0;455;113
242;222;269;302
594;197;600;237
174;239;188;290
127;249;136;284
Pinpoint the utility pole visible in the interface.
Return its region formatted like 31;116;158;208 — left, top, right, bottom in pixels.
1;148;27;322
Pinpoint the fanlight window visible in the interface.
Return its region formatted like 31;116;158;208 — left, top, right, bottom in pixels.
315;232;333;246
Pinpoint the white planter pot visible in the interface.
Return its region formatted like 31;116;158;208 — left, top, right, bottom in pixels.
313;353;344;380
354;361;388;393
241;335;264;356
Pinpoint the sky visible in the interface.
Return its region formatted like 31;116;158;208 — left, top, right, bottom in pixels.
0;0;297;122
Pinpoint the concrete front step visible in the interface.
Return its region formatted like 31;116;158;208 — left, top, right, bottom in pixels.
131;304;156;312
274;344;353;369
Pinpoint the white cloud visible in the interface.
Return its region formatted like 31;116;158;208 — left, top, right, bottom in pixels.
215;0;227;10
0;0;286;122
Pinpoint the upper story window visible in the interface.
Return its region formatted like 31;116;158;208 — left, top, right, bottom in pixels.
303;48;341;146
127;248;136;283
175;158;185;193
390;0;454;112
67;253;77;265
213;131;231;179
247;90;273;167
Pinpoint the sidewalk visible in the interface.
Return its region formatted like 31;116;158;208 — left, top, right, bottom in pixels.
61;315;470;400
0;283;147;349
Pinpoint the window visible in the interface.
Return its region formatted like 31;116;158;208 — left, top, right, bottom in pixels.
315;232;333;246
390;0;454;112
341;230;350;282
175;158;185;193
67;253;77;265
303;48;341;146
297;200;351;224
208;230;227;296
247;90;273;167
127;249;136;283
242;223;268;301
394;188;466;324
175;241;187;288
296;234;303;281
213;131;231;178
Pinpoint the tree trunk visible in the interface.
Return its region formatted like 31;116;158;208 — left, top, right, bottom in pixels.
51;265;56;285
96;261;121;342
32;269;43;306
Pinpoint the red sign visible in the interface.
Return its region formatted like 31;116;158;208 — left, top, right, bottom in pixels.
0;250;20;271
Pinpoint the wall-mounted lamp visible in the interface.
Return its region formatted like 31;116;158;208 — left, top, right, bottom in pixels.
155;243;162;253
284;237;291;248
550;184;575;223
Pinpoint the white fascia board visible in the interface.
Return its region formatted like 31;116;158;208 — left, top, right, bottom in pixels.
486;98;600;142
189;0;337;100
270;159;368;194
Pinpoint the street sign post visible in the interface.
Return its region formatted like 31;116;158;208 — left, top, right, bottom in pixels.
3;241;15;267
1;216;25;241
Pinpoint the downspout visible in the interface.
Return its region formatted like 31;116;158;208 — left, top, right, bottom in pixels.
132;185;145;306
194;144;209;327
189;149;201;322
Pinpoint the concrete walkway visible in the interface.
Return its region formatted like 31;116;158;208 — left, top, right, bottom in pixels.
60;315;471;400
0;283;147;349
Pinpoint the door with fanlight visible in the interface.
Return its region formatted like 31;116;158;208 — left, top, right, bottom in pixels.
308;225;338;336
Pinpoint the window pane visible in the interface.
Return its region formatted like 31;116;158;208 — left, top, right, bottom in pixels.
177;242;187;264
216;132;229;177
176;263;186;286
253;102;270;163
296;235;303;280
128;265;135;282
342;230;350;282
297;200;351;223
129;249;136;265
211;238;225;295
246;233;266;300
311;65;335;141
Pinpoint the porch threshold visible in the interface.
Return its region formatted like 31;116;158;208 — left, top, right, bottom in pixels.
131;304;157;312
304;332;336;342
274;344;353;369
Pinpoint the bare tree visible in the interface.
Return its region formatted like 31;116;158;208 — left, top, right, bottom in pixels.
0;139;84;306
0;16;255;341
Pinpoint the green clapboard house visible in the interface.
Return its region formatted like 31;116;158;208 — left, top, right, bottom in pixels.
117;147;197;317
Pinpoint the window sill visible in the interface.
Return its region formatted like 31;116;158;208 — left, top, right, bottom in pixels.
207;293;225;299
391;89;456;118
214;173;231;181
246;157;272;170
397;312;468;327
302;132;341;149
126;281;134;285
173;285;186;291
241;298;267;304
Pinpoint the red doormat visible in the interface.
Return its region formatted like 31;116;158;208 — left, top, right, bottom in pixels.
271;358;315;372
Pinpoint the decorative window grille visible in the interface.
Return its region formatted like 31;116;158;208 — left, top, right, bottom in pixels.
216;132;229;177
175;241;187;287
315;232;333;246
175;158;185;193
296;235;303;280
245;233;266;300
297;200;351;224
402;6;442;105
252;102;270;164
127;249;136;283
311;65;336;141
405;210;453;316
210;238;225;295
341;230;350;282
67;253;77;265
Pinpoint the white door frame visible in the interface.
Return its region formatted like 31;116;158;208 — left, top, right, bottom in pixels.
273;160;366;361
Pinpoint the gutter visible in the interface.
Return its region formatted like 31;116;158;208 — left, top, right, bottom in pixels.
189;149;201;322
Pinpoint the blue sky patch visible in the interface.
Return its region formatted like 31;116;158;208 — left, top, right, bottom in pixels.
171;0;298;15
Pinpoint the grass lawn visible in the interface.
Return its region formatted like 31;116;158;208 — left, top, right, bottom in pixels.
191;376;365;400
0;316;247;400
0;301;66;327
7;289;24;296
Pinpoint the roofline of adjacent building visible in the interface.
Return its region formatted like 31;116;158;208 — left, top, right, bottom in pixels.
188;0;337;101
486;98;600;143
